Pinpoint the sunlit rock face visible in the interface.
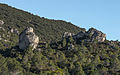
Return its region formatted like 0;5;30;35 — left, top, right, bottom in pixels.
62;32;74;38
19;27;39;50
87;28;106;42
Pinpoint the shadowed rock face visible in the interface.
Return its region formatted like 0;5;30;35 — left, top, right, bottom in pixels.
73;31;88;40
19;27;39;50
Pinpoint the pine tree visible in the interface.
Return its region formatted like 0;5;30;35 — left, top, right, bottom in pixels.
62;37;67;47
68;36;73;44
74;62;85;75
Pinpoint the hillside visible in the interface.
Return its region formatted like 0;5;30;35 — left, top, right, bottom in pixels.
0;3;120;75
0;4;85;42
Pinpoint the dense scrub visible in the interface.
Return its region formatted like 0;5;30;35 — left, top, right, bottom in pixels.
0;37;120;75
0;3;85;42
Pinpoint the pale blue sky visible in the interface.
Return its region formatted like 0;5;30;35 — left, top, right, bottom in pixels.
0;0;120;40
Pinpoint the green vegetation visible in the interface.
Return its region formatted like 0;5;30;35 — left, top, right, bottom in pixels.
0;3;85;42
0;3;120;75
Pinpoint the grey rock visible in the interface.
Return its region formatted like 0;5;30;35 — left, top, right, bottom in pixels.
10;28;14;33
63;28;106;43
87;28;106;42
0;20;4;25
19;27;39;50
63;32;73;38
73;31;88;40
11;28;19;35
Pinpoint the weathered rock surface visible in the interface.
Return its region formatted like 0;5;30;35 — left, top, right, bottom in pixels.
73;31;88;40
0;20;4;25
87;28;106;42
19;27;39;50
63;32;74;38
63;28;106;43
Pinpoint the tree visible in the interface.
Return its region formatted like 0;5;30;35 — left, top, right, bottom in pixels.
49;67;65;75
88;55;101;75
7;58;23;75
110;57;120;73
93;55;101;66
74;62;85;75
68;36;74;44
62;37;67;47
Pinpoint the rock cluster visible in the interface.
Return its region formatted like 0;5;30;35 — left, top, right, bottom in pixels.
75;28;106;42
19;27;39;50
63;28;106;43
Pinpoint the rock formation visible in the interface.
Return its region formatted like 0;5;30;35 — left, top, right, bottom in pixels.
87;28;106;42
67;44;74;50
19;27;39;50
64;28;106;43
73;31;88;40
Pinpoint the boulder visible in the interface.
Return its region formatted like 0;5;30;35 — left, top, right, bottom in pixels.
73;31;88;40
0;20;4;25
63;32;73;38
87;28;106;42
19;27;39;50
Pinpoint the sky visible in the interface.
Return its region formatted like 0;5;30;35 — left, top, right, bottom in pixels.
0;0;120;40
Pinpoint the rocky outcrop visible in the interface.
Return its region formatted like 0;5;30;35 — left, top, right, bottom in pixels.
64;28;106;43
87;28;106;42
19;27;39;50
73;31;88;40
0;20;4;25
63;32;74;38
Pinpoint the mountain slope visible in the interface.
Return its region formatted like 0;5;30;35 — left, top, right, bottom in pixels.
0;3;85;42
0;3;120;75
